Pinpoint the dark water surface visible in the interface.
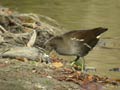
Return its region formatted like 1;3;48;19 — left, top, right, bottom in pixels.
1;0;120;89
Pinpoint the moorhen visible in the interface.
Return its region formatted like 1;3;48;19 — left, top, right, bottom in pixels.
45;27;108;71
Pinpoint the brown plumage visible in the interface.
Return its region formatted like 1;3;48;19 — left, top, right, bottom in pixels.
45;27;108;62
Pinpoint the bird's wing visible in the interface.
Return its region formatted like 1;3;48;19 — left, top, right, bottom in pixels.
62;27;107;41
62;30;95;43
63;30;99;49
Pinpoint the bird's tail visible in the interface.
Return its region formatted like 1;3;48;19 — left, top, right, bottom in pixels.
93;27;108;36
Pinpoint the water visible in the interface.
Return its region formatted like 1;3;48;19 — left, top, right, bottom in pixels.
1;0;120;89
1;0;120;37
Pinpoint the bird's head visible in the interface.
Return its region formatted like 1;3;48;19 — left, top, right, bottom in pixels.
44;36;63;53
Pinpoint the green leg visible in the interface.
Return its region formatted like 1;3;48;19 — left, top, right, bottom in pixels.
70;56;80;66
81;58;96;72
71;56;86;72
71;57;96;72
81;57;85;72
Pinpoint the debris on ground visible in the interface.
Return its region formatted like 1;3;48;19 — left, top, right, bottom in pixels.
0;5;62;62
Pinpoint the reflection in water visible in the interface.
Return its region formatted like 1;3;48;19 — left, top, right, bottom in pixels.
1;0;120;89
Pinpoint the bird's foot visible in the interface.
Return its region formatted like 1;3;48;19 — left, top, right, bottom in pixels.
70;61;96;72
70;61;85;72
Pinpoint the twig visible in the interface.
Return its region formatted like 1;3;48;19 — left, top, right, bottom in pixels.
0;25;7;32
27;30;37;47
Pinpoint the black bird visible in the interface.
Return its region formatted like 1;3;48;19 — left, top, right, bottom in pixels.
45;27;108;71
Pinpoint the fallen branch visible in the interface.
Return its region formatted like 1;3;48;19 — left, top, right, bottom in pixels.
0;47;40;60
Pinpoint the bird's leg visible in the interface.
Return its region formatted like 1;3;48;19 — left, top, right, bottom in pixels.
71;56;96;72
81;58;96;72
74;56;80;61
80;57;85;72
71;56;80;66
71;56;86;72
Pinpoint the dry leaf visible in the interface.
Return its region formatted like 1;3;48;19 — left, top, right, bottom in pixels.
52;62;63;68
88;75;94;81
